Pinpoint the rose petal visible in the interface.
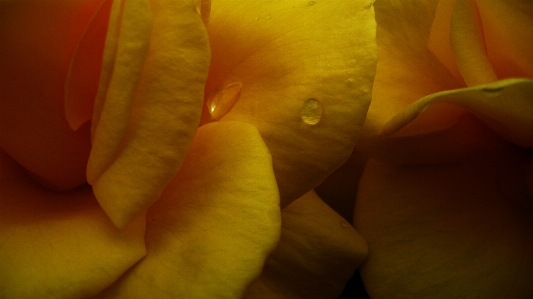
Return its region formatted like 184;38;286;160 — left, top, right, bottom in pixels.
427;0;463;82
0;154;146;299
92;121;281;299
477;0;533;79
362;0;464;138
450;0;498;86
244;190;367;299
355;155;533;298
204;0;377;206
87;0;211;227
64;0;113;131
0;0;100;190
380;78;533;147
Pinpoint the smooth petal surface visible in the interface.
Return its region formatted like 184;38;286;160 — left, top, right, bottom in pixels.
0;1;99;190
0;152;146;299
87;0;211;227
476;0;533;79
360;0;464;139
380;78;533;147
65;0;112;130
205;0;376;206
93;122;281;299
244;190;367;299
450;0;498;86
355;155;533;298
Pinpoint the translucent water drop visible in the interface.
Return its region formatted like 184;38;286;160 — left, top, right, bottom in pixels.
207;81;243;120
300;98;323;125
341;221;349;228
265;14;272;20
308;1;316;6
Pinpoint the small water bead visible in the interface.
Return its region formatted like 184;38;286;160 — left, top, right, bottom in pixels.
300;98;323;125
265;14;272;20
340;221;349;229
308;1;316;6
207;81;243;120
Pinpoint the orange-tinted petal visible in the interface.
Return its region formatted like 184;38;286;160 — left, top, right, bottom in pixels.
450;0;498;86
245;190;367;299
428;0;463;82
93;122;280;299
362;0;463;138
355;156;533;298
380;78;533;147
0;156;146;299
205;0;377;206
477;0;533;79
0;1;100;190
65;0;112;131
88;0;210;227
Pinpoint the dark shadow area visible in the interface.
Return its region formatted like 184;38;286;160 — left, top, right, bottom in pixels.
337;269;370;299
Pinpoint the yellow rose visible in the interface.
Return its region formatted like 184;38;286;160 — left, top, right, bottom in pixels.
350;0;533;297
0;0;376;298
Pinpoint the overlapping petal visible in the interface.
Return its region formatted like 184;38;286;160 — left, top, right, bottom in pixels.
65;0;113;131
245;190;367;299
380;78;533;147
0;152;146;299
0;1;101;190
87;0;211;227
361;0;464;139
204;0;376;206
93;122;281;299
475;0;533;79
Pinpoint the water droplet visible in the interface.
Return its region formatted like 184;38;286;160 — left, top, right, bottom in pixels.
265;14;272;20
254;16;260;21
341;221;349;228
207;81;243;120
308;1;316;6
300;98;323;125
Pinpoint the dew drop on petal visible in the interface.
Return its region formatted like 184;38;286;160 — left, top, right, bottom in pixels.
341;221;349;229
207;81;243;120
308;1;316;6
265;14;272;20
300;98;323;125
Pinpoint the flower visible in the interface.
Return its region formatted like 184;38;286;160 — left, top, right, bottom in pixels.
0;0;376;298
350;0;533;297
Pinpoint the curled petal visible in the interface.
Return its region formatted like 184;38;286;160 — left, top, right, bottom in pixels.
380;78;533;147
88;0;210;227
450;0;498;86
476;0;533;79
362;0;463;137
93;122;281;299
